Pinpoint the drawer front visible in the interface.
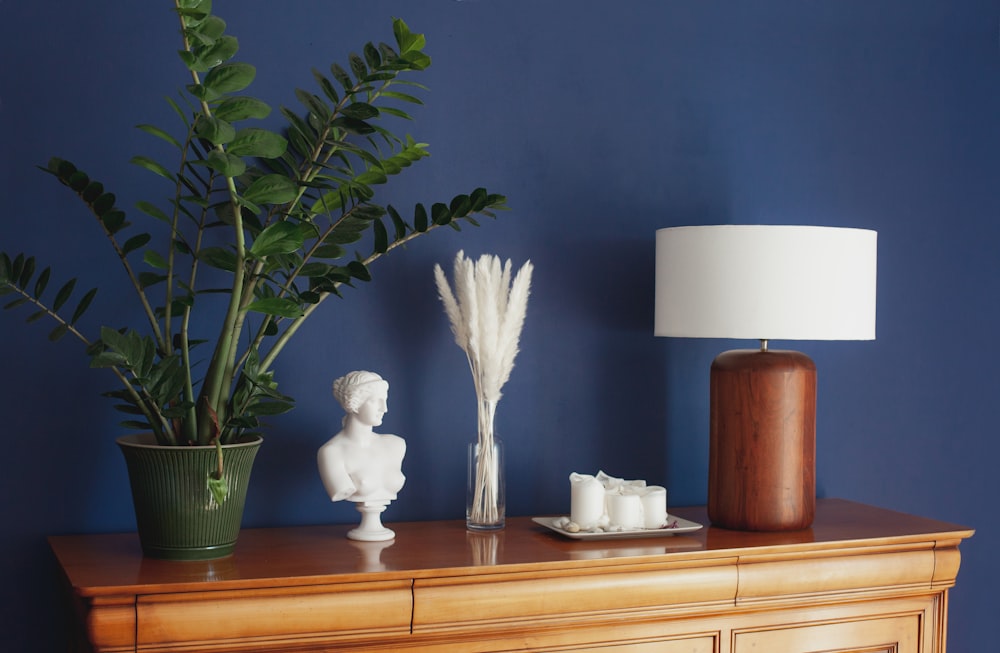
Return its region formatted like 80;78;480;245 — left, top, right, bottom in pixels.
414;565;737;632
733;614;919;653
136;580;412;651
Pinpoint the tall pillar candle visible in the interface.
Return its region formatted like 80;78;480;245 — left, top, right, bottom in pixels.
641;486;668;528
570;474;605;529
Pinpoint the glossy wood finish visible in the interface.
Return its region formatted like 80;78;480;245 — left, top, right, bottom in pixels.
709;348;817;530
51;499;973;653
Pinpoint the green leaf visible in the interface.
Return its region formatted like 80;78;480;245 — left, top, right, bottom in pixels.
122;233;151;256
244;297;305;318
352;204;386;221
33;267;51;297
101;210;127;234
69;288;97;324
136;123;182;148
363;42;382;69
203;150;246;177
449;194;472;217
195;34;238;70
379;106;413;121
190;15;226;42
330;63;352;91
331;116;375;135
414;203;428;232
295;88;330;120
139;272;167;288
68;171;89;192
52;279;76;311
186;83;209;101
207;473;229;505
213;96;271;121
310;191;344;215
299;262;332;277
202;62;256;97
401;51;431;70
469;187;488;211
82;181;104;203
311;68;340;104
386;205;408;240
431;202;451;225
17;256;35;289
249;221;304;257
313;243;346;259
340;102;378;120
242;174;298;206
195;116;236;145
348;53;367;81
372;219;388;254
393;18;427;57
92;192;116;216
4;297;29;310
47;157;76;179
355;169;387;185
198;247;237;272
136;201;170;223
131;156;174;181
246;400;294;416
381;90;424;106
90;351;127;368
177;0;212;25
99;326;129;357
347;260;371;282
227;128;287;158
143;249;168;269
48;324;69;342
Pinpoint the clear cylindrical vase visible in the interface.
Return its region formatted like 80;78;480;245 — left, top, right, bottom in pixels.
467;439;505;531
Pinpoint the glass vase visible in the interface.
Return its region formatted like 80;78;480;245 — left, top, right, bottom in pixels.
467;438;505;531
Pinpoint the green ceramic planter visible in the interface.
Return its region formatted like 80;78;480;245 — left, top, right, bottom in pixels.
117;433;262;560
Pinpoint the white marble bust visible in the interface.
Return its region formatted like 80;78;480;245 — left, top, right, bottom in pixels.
318;371;406;505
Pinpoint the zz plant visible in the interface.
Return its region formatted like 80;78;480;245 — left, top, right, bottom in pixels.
0;0;505;499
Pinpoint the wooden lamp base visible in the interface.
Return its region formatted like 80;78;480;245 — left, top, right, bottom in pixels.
708;348;817;531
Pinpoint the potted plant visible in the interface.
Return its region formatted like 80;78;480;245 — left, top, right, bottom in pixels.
0;0;506;559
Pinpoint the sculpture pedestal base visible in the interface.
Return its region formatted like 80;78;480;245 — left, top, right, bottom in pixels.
348;501;395;541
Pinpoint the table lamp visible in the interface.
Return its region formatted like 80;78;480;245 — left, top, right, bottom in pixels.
654;225;877;531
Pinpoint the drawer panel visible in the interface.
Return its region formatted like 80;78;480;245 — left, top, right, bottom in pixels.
137;580;412;649
414;564;737;632
734;613;919;653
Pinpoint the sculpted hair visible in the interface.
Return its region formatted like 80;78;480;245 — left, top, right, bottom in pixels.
332;371;388;414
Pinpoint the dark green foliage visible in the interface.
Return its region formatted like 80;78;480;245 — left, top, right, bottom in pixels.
1;0;508;452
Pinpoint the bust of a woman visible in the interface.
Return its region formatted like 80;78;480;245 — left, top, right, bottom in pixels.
317;371;406;505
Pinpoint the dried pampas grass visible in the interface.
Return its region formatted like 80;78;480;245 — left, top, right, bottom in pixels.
434;250;533;525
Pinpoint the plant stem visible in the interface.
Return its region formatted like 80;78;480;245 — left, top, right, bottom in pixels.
471;398;499;525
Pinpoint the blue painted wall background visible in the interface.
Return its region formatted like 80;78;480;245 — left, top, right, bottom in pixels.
1;1;997;649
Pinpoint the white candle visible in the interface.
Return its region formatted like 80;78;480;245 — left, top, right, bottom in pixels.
641;486;668;528
570;473;605;529
607;491;643;529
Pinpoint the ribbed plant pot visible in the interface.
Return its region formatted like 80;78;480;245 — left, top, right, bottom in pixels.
117;433;262;561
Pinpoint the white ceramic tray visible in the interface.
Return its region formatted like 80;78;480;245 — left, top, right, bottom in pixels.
532;515;703;541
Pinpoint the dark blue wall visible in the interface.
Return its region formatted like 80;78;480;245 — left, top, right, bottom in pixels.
2;1;997;650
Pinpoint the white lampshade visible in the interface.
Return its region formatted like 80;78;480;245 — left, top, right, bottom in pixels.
654;225;877;341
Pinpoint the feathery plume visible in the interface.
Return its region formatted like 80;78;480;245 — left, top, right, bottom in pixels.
434;251;533;526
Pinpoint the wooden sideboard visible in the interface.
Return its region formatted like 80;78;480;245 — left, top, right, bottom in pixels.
50;498;973;653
